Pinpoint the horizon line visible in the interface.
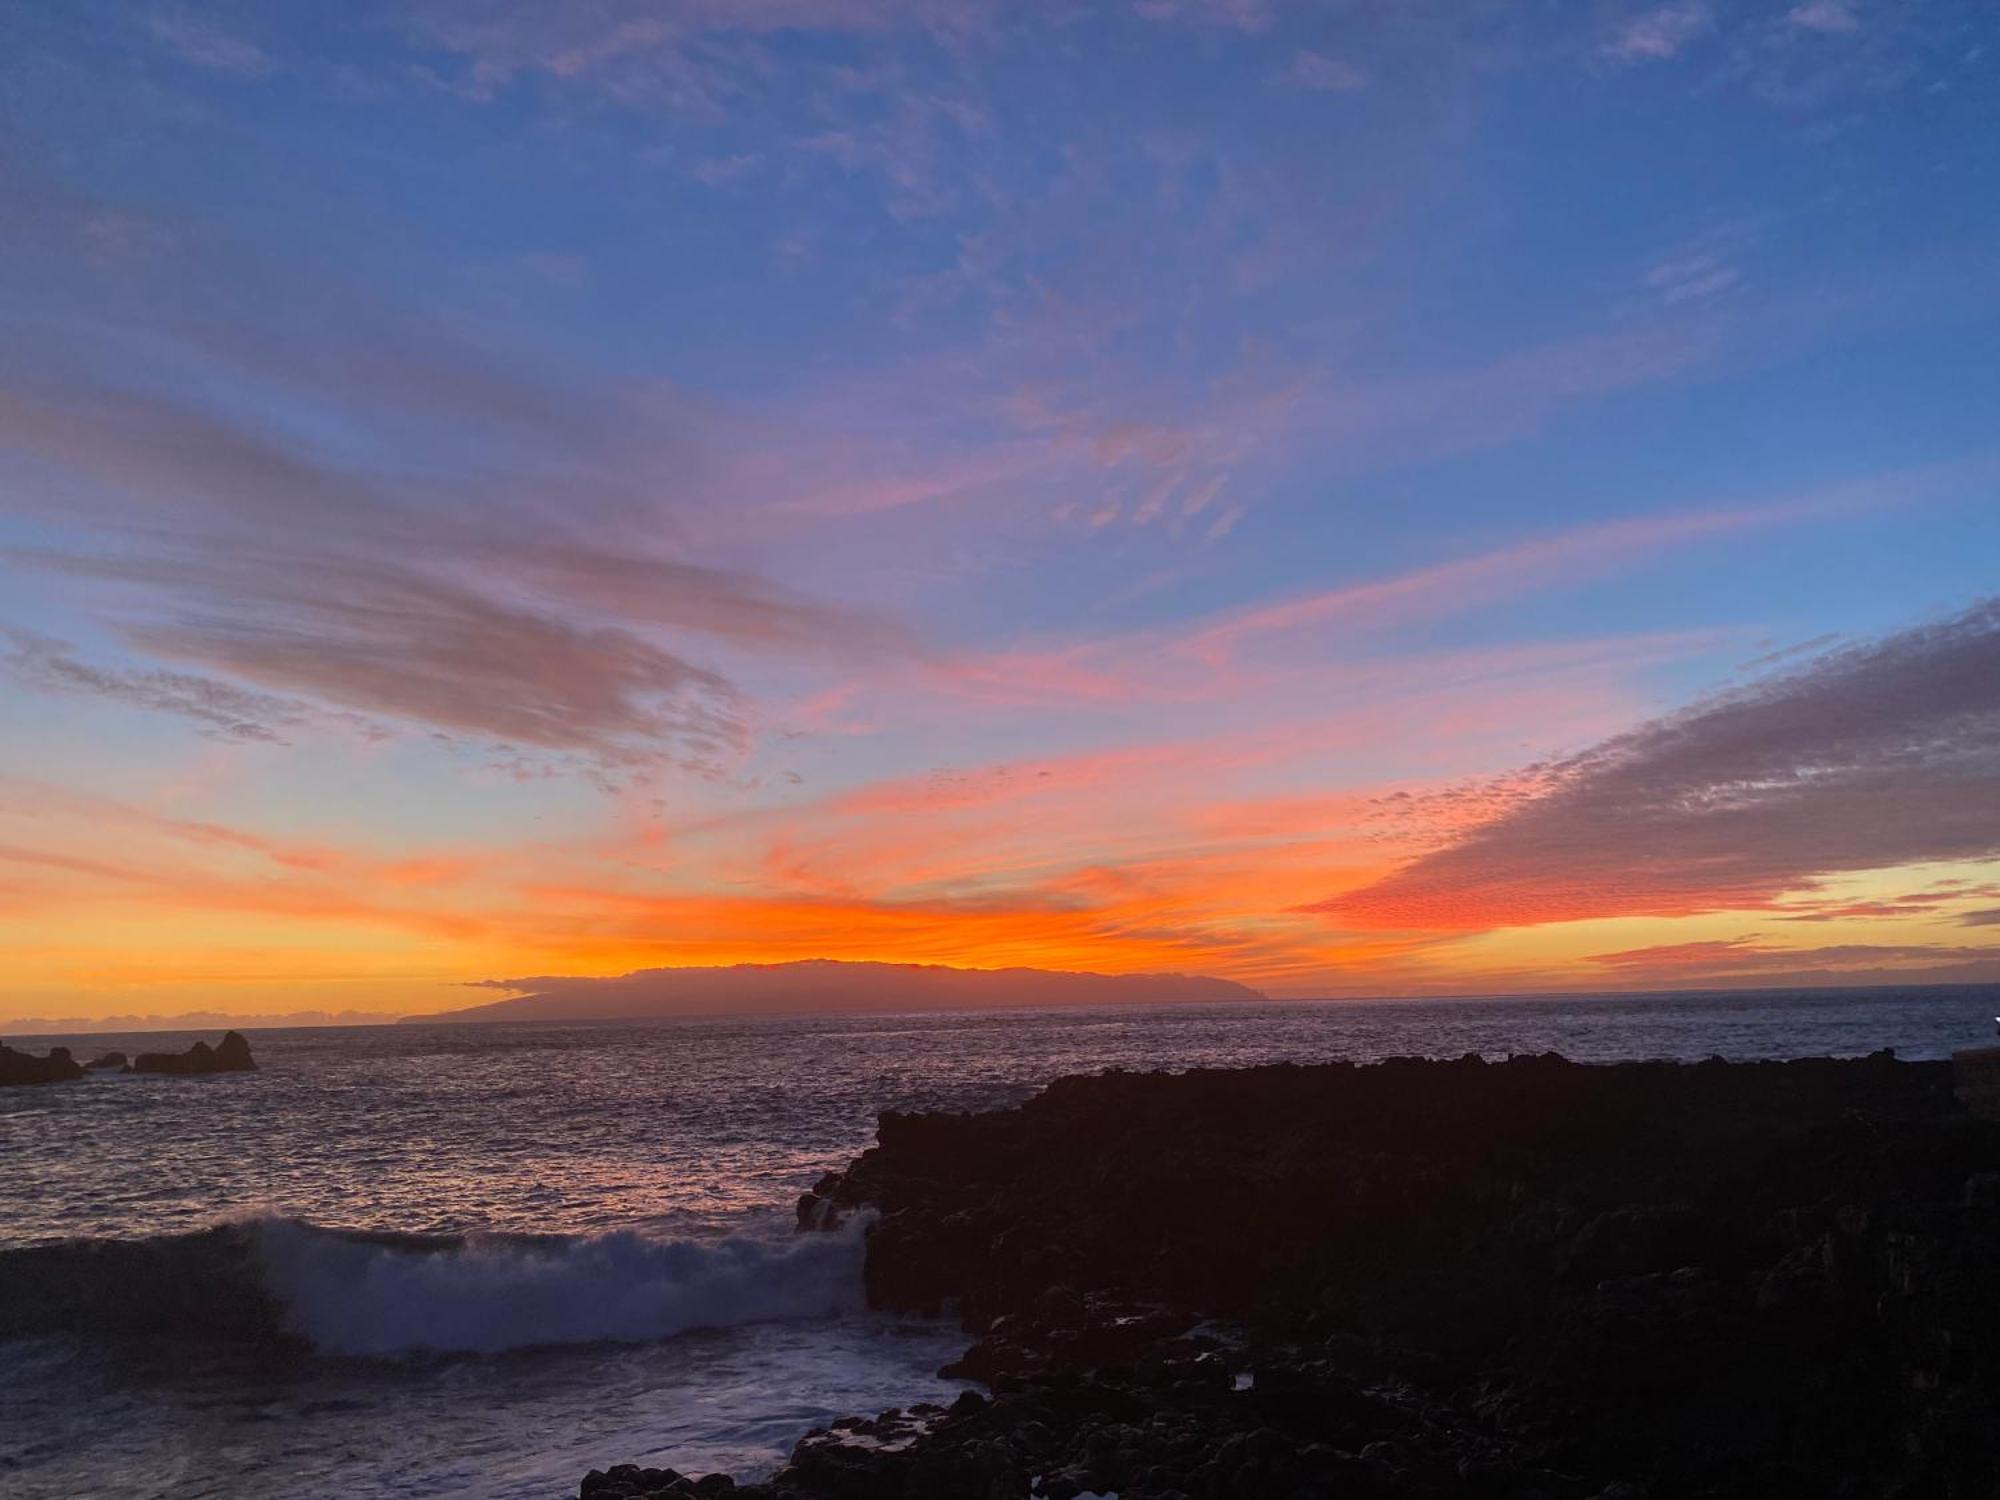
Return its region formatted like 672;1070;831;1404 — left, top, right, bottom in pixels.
7;977;1998;1036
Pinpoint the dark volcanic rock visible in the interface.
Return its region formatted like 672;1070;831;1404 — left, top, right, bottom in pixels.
581;1462;737;1497
0;1041;84;1086
84;1050;129;1070
599;1053;2000;1499
130;1030;256;1076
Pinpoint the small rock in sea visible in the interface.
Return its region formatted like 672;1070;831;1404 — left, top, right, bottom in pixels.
129;1030;257;1076
85;1051;128;1070
0;1041;84;1087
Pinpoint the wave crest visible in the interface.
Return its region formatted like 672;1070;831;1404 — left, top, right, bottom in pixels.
258;1218;868;1356
1;1216;870;1357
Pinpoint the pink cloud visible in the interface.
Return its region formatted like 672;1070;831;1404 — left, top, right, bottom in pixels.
1317;600;2000;931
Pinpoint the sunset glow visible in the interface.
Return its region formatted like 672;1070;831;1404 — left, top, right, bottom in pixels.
3;1;1997;1023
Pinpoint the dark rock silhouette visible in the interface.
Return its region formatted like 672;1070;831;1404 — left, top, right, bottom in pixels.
129;1031;256;1076
0;1042;84;1086
592;1051;2000;1499
584;1466;737;1498
1955;1043;2000;1118
83;1050;128;1070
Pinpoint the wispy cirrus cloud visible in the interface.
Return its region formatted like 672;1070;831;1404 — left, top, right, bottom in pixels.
1132;0;1274;33
1171;501;1794;668
1316;599;2000;931
916;482;1897;711
1582;936;2000;987
0;776;342;872
145;8;271;75
0;279;910;780
1603;3;1713;62
406;0;1000;111
2;630;307;744
1590;937;1990;972
0;834;490;940
1787;0;1862;36
113;557;749;779
1279;50;1367;92
1771;878;2000;922
0;356;900;656
693;152;764;187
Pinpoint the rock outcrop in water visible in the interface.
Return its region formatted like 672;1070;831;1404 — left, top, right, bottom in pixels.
592;1051;2000;1500
0;1041;84;1086
129;1030;256;1076
1;1032;254;1085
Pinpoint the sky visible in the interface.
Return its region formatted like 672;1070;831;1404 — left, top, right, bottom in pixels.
1;0;1997;1023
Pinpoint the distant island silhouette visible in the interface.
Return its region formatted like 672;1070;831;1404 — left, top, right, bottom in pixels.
423;960;1265;1023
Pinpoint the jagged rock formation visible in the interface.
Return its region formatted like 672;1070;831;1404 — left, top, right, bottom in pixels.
3;1032;255;1085
129;1031;257;1076
593;1052;2000;1499
0;1041;84;1086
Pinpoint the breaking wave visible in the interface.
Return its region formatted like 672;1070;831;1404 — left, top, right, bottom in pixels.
259;1218;869;1356
0;1216;870;1357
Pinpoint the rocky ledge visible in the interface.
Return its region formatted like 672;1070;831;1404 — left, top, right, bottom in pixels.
592;1053;2000;1499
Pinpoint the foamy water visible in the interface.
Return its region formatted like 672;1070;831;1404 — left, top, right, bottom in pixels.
4;988;1996;1498
256;1217;875;1357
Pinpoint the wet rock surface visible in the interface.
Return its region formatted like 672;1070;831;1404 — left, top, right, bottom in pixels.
583;1465;740;1498
591;1052;2000;1499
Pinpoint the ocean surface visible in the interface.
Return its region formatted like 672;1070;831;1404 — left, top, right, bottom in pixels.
5;986;1997;1499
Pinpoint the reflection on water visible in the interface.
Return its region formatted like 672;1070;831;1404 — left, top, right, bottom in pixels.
3;986;1995;1499
0;1314;968;1500
5;988;1995;1247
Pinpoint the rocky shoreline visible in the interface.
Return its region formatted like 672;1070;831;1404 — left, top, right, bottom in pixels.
589;1052;2000;1500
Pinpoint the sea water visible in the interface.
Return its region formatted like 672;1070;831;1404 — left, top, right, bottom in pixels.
4;988;1996;1498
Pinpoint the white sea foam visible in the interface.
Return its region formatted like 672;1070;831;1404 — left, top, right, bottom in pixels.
254;1218;871;1357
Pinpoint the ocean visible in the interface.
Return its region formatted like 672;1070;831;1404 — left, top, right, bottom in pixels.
5;987;1997;1499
